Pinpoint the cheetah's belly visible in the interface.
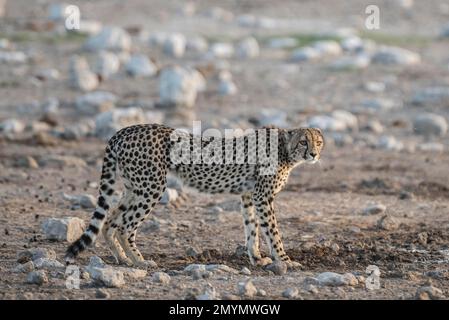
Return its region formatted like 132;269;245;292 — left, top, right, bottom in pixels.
172;164;257;195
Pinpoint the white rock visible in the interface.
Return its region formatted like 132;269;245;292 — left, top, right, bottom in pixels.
238;279;258;297
160;188;178;205
89;256;106;268
184;264;207;274
189;68;207;92
240;267;251;275
204;7;234;22
94;107;148;140
268;37;298;49
331;110;358;131
186;36;208;53
41;217;85;242
196;284;218;300
0;38;11;49
75;91;117;115
317;272;358;286
84;27;131;52
417;142;445;152
36;68;60;81
413;113;448;137
152;272;171;284
13;261;35;273
33;258;64;270
159;66;198;108
377;135;404;151
69;55;99;92
313;40;342;56
208;42;234;59
63;193;97;209
266;261;288;276
26;270;48;285
163;33;186;58
340;36;364;52
372;46;420;65
0;51;27;63
94;51;120;79
440;24;449;38
48;3;71;20
118;267;147;279
291;47;321;62
18;248;56;262
125;54;157;77
411;87;449;106
282;288;300;299
362;98;400;112
206;264;239;274
330;54;370;70
75;20;103;36
236;37;259;59
377;214;399;231
218;80;238;96
364;81;385;93
88;266;125;288
363;204;387;215
148;32;168;47
236;14;257;27
256;109;288;128
256;16;278;29
307;115;346;132
0;119;25;134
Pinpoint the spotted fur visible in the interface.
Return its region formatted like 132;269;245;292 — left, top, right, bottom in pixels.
66;124;324;268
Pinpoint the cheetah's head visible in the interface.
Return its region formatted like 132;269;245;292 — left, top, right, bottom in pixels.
282;128;324;164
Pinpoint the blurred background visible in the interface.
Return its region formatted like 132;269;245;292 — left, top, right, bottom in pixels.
1;0;449;300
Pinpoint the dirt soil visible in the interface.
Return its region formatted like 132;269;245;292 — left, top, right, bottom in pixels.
1;0;449;300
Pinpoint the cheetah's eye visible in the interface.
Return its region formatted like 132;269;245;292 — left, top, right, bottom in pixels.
316;141;322;146
299;140;307;146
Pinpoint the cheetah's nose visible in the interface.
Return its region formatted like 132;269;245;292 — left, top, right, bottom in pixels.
310;152;317;158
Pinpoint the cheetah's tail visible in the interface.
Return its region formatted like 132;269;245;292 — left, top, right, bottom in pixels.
65;143;118;264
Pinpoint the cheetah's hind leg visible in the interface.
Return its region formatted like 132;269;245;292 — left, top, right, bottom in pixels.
102;190;134;266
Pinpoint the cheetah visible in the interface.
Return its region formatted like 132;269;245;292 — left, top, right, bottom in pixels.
65;124;324;269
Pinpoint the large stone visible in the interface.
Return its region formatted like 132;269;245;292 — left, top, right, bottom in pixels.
88;266;125;288
17;248;57;262
63;193;97;209
236;37;259;59
313;40;342;56
282;288;300;299
84;27;131;52
163;33;186;58
0;119;25;134
265;261;287;276
26;270;48;285
69;55;99;92
238;279;258;297
152;272;171;284
371;46;420;65
268;37;298;49
317;272;358;287
291;47;321;62
253;109;288;128
94;51;120;79
207;42;234;59
41;217;85;242
415;285;445;300
159;66;198;108
75;91;117;115
413;113;447;137
377;215;399;231
363;204;387;215
33;258;65;270
94;107;148;140
0;51;27;63
411;87;449;106
186;36;208;53
330;54;370;70
160;188;178;205
125;54;157;77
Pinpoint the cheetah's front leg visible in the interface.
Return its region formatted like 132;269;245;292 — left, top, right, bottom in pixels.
253;182;300;269
240;193;272;267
